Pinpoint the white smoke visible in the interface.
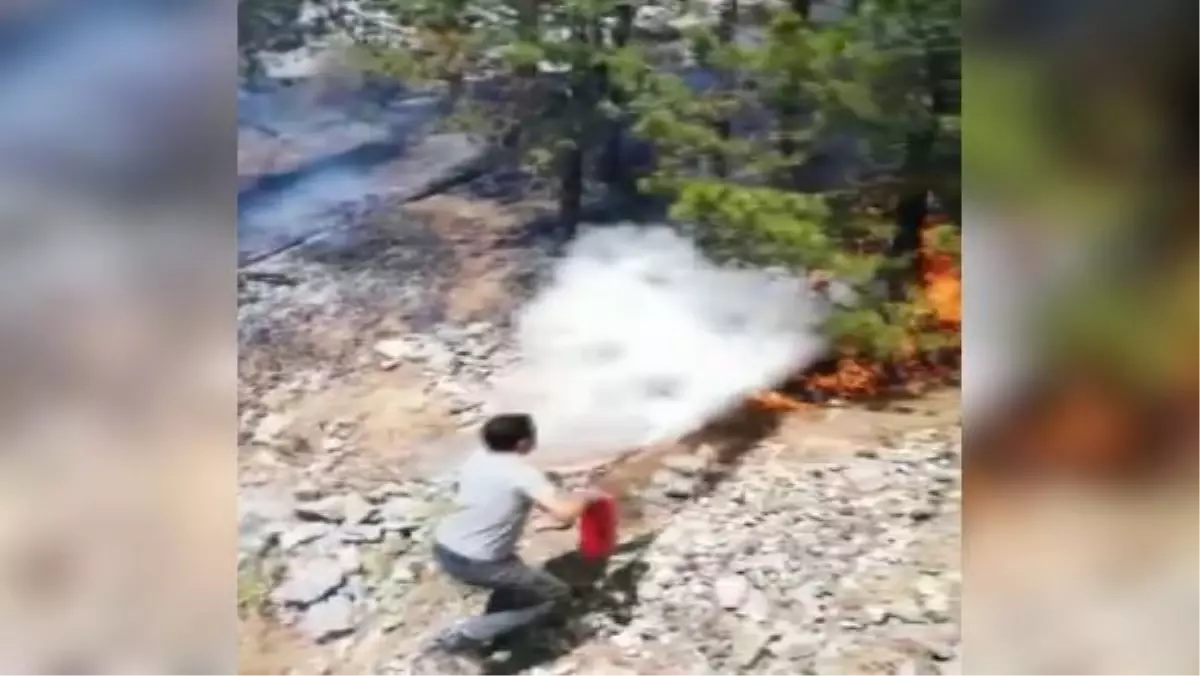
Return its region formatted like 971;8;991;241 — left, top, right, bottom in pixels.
488;224;832;465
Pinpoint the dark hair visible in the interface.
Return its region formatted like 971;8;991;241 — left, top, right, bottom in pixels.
481;413;536;452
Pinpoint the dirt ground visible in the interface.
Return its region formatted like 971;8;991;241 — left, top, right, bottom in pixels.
237;387;960;674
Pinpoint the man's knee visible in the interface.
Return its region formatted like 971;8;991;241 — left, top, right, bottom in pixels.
533;571;570;604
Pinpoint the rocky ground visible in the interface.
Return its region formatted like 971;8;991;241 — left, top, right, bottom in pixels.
237;143;961;675
239;405;961;675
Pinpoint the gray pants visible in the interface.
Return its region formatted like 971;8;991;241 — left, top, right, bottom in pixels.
433;543;570;646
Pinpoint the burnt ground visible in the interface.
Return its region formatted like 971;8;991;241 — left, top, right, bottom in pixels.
236;181;963;674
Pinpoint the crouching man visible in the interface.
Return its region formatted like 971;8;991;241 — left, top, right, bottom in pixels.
417;413;605;672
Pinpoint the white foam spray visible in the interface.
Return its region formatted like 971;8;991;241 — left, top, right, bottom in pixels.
487;224;832;466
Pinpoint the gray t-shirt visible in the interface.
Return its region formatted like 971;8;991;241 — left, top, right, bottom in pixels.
434;449;556;561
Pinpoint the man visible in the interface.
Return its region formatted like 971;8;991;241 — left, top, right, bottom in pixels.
418;413;604;672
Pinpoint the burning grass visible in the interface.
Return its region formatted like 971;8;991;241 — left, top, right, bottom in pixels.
751;220;962;409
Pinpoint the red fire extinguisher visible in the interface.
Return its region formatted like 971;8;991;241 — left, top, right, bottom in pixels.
578;494;618;560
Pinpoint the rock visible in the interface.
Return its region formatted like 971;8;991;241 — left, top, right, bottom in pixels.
389;562;420;584
295;496;345;523
292;481;323;501
337;546;363;574
731;624;777;669
340;524;384;544
842;463;889;492
238;495;292;556
651;469;700;499
773;628;820;662
382;532;415;556
280;522;334;551
373;338;411;362
366;482;408;504
301;594;355;643
343;493;380;525
273;559;346;607
380;497;434;531
254;413;291;445
660;453;708;477
714;574;750;610
740;588;773;623
321;436;346;453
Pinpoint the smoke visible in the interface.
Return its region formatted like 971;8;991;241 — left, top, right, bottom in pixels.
237;84;464;264
489;224;832;466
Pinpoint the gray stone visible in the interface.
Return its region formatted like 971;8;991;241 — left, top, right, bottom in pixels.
773;629;820;661
660;453;708;477
731;624;777;669
295;496;345;523
340;524;384;544
337;546;363;574
238;496;292;555
651;470;700;499
714;574;750;610
273;559;346;607
292;481;323;501
366;482;408;504
740;588;773;623
343;493;380;525
253;413;291;444
373;338;411;362
390;562;421;584
301;594;355;643
280;522;334;551
380;497;435;531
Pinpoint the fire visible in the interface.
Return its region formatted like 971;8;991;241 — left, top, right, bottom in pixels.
919;222;962;327
804;357;881;398
756;216;962;406
747;389;809;412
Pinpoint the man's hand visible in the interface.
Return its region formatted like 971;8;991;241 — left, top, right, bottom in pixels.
530;486;609;526
575;486;611;502
531;517;573;533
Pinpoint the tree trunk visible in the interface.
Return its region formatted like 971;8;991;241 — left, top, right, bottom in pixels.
558;19;593;233
559;142;585;232
712;0;738;178
444;70;465;115
504;0;540;151
600;3;635;191
888;33;950;299
774;0;810;189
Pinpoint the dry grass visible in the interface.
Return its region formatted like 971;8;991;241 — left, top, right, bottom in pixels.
238;611;319;675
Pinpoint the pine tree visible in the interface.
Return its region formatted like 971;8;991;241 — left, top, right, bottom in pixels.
271;0;962;375
619;0;961;366
351;0;644;232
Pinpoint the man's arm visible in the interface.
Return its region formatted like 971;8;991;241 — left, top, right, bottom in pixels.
529;486;603;526
514;462;606;526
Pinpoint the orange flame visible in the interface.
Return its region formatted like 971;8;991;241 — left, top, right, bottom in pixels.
758;216;962;405
804;357;882;398
919;223;962;326
747;389;809;412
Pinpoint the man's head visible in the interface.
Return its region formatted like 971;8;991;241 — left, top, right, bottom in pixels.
481;413;537;454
